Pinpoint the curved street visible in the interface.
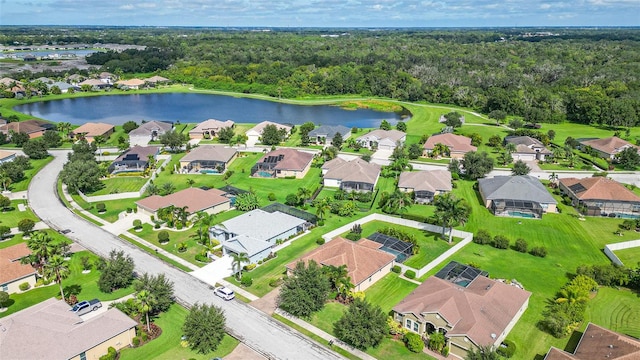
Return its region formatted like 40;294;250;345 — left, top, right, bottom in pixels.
27;150;344;360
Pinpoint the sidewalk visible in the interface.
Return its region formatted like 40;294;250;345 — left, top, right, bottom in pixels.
274;308;377;360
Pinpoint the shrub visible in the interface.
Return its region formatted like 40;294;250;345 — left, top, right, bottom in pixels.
154;223;161;229
473;229;492;245
241;275;253;287
403;332;424;352
345;233;360;241
316;238;325;245
150;215;155;221
620;219;634;230
126;207;133;213
530;246;548;257
194;254;210;263
157;230;170;243
132;337;141;347
99;347;118;360
268;193;277;201
515;238;528;253
404;270;416;279
391;265;401;273
19;282;31;291
497;340;516;358
96;203;106;212
210;239;220;247
133;219;142;229
451;172;460;180
493;235;510;249
176;222;183;230
285;193;299;206
223;170;234;180
269;278;281;287
317;219;325;226
243;263;257;271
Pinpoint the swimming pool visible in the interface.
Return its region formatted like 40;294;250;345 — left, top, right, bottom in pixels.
508;211;536;219
200;169;219;174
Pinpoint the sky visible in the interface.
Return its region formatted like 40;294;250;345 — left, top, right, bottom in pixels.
1;0;638;27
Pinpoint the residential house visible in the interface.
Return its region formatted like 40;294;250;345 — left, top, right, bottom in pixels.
0;150;17;164
505;135;552;162
179;145;238;173
145;75;170;86
423;133;477;159
398;170;452;203
115;78;146;90
0;77;26;96
323;157;381;192
478;175;557;218
136;187;231;218
0;243;37;294
71;122;115;143
308;125;351;145
392;262;531;359
188;119;235;139
0;119;52;139
108;145;159;174
544;323;640;360
210;209;307;263
356;129;406;150
35;77;54;84
128;120;173;146
98;72;116;84
579;136;639;160
252;148;314;179
78;79;110;90
47;81;80;93
67;74;85;84
245;121;292;147
0;298;137;360
287;237;395;291
559;177;640;217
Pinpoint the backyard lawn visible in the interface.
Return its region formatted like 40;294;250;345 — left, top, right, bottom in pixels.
119;304;239;360
0;200;39;228
586;287;640;339
614;247;640;266
85;176;148;196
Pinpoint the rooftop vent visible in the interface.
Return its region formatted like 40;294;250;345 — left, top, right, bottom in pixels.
491;333;497;339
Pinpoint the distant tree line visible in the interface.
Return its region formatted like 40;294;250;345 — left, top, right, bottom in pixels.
86;47;181;73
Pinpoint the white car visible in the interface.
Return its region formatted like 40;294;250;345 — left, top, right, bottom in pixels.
214;286;235;301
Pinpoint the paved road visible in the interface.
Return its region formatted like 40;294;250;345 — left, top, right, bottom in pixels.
28;151;344;360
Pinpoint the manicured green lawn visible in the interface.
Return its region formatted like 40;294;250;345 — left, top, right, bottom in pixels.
614;247;640;266
309;302;346;332
0;250;135;318
0;200;39;228
0;232;27;249
119;304;239;360
132;223;208;267
364;273;419;314
86;176;147;196
10;156;53;192
586;287;640;338
86;197;142;223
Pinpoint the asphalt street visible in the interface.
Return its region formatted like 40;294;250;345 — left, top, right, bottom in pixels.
28;150;344;360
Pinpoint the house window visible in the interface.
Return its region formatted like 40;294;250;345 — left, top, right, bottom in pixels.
633;205;640;212
79;352;87;360
405;319;411;329
1;284;7;292
413;322;419;332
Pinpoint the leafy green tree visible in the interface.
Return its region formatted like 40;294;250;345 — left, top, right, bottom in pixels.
17;218;35;235
509;118;525;129
217;126;235;143
465;345;501;360
159;130;188;152
0;194;11;210
379;120;392;130
134;273;175;314
42;130;62;148
488;110;507;125
10;131;29;147
396;121;407;132
334;298;387;350
444;111;463;128
278;260;330;317
231;252;250;281
0;225;10;239
0;291;9;311
61;159;103;194
22;138;49;159
98;250;135;293
461;151;494;180
488;134;502;147
182;303;226;354
298;122;315;146
511;160;531;175
433;193;470;243
261;124;285;145
331;132;344;149
470;133;482;147
407;143;422;159
616;147;640;170
122;121;139;133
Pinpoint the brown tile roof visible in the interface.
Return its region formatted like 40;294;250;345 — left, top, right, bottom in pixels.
181;145;238;163
189;119;235;135
398;170;452;193
321;157;347;171
72;122;114;138
258;148;314;172
559;177;640;203
115;78;145;87
113;145;159;162
544;323;640;360
287;237;394;287
136;187;229;213
0;243;36;285
0;150;17;161
79;79;106;86
393;275;531;347
146;75;170;83
247;121;292;135
423;133;477;153
0;298;138;360
324;158;381;184
580;137;638;156
0;120;48;134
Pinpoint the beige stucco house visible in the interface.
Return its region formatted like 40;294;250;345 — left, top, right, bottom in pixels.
136;187;231;218
252;148;313;179
0;243;37;294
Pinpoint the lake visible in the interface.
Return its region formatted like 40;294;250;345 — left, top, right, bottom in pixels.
15;93;406;128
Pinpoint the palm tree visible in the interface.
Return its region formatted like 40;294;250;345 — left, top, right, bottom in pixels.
556;287;589;305
186;178;195;187
548;172;559;187
56;122;72;140
44;255;69;300
135;290;157;332
504;142;517;154
297;187;312;203
173;206;189;227
231;252;250;281
25;231;55;270
323;264;349;291
433;193;471;244
93;135;106;157
336;277;355;302
314;198;331;221
195;211;215;244
431;143;450;158
382;190;413;214
0;172;11;192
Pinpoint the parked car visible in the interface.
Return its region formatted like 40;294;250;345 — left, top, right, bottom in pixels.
70;299;102;316
214;286;235;301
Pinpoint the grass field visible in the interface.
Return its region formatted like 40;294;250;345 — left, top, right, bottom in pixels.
586;287;640;339
119;304;239;360
86;176;147;196
614;247;640;266
0;200;39;228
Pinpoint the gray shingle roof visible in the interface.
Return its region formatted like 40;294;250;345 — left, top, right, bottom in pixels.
129;120;172;136
222;234;273;256
478;175;557;204
309;125;351;139
219;209;306;242
181;145;237;163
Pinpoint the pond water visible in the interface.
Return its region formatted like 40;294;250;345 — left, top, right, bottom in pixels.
15;93;406;128
0;49;98;58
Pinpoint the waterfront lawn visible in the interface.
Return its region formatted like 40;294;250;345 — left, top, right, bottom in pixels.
0;200;39;228
85;176;147;196
119;304;239;360
0;250;135;318
10;156;53;192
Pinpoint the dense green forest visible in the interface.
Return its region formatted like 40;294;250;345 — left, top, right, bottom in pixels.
3;27;640;126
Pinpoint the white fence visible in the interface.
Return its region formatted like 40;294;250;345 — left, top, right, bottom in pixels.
322;213;474;278
604;239;640;266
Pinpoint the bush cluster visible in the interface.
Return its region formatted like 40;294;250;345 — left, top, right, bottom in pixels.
404;270;416;279
391;265;401;273
474;229;547;257
403;332;423;353
99;347;118;360
241;275;253;287
497;340;516;358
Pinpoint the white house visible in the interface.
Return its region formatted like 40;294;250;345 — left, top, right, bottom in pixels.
128;120;173;146
245;121;292;147
356;129;406;150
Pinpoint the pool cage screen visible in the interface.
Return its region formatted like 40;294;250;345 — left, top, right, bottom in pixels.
367;232;413;263
435;261;489;288
491;199;543;218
